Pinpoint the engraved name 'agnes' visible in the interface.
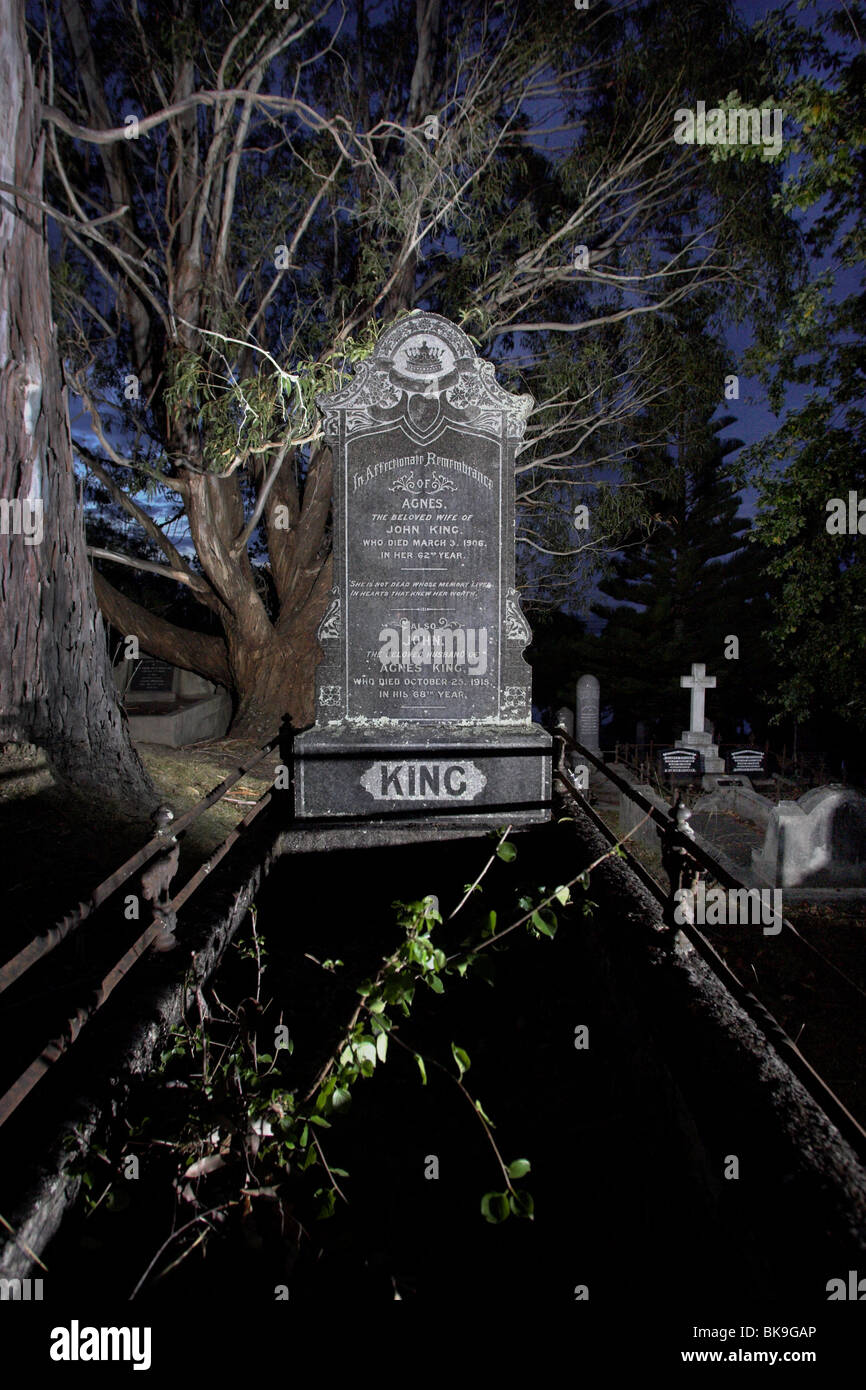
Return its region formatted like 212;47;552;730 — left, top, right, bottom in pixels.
378;620;488;675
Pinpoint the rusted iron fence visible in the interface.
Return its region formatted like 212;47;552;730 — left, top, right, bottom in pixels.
0;736;281;1130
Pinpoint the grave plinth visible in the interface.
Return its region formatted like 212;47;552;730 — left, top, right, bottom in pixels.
294;312;551;823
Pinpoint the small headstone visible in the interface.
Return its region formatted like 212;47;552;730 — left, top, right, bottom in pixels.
128;657;176;701
576;674;600;754
726;748;767;778
294;311;551;822
659;747;702;779
117;657;231;746
555;707;574;737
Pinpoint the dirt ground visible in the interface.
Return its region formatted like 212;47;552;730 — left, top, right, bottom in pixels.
0;737;282;947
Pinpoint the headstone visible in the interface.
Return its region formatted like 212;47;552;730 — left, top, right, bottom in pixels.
752;785;866;888
726;747;767;778
127;656;176;702
658;747;702;779
555;707;574;737
679;661;724;777
116;657;231;746
576;674;600;755
294;311;551;822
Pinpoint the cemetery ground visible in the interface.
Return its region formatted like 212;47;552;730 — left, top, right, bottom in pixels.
0;735;281;943
591;777;866;1131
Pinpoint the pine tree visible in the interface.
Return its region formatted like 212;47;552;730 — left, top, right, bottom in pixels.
592;408;775;744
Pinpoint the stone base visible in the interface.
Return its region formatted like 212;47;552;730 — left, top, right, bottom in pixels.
125;691;232;747
680;731;724;776
294;723;551;823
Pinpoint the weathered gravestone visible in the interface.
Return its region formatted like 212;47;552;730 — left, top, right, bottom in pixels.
555;707;574;737
294;312;551;822
576;674;600;755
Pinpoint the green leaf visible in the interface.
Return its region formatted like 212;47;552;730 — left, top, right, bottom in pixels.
331;1087;352;1112
509;1190;534;1219
376;1031;388;1063
531;909;556;938
506;1158;531;1179
451;1042;471;1080
413;1053;427;1086
496;842;517;862
553;885;571;906
474;1098;495;1127
427;974;444;994
480;1191;510;1223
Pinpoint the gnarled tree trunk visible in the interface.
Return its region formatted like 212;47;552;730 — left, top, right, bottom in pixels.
0;0;152;804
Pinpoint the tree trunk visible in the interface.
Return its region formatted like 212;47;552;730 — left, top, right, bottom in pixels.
0;0;152;805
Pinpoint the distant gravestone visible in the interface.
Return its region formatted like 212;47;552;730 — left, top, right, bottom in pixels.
726;748;767;778
118;656;231;745
659;747;702;781
128;657;176;700
752;785;866;888
294;311;551;822
679;661;724;777
576;674;600;754
555;707;574;737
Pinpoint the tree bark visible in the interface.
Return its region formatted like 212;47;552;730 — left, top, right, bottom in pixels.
0;0;152;804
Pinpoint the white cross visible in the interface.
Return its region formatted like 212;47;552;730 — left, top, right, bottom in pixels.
681;662;716;733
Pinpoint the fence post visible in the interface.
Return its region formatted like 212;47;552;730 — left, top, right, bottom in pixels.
140;804;180;953
659;792;700;937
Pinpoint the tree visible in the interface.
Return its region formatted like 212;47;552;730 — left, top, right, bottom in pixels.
737;2;866;730
35;0;796;736
0;0;152;802
591;401;775;743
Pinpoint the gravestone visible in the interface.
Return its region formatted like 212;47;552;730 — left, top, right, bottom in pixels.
752;785;866;888
576;674;600;755
555;707;574;737
726;747;767;779
294;312;551;822
679;661;725;779
658;746;702;780
127;656;176;702
115;657;231;746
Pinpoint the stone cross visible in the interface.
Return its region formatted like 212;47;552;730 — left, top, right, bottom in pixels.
680;662;716;734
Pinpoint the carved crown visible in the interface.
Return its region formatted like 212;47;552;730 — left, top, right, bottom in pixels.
403;341;443;375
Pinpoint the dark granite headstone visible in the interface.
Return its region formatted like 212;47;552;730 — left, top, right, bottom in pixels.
726;748;767;777
294;311;551;822
127;657;176;698
659;746;702;778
